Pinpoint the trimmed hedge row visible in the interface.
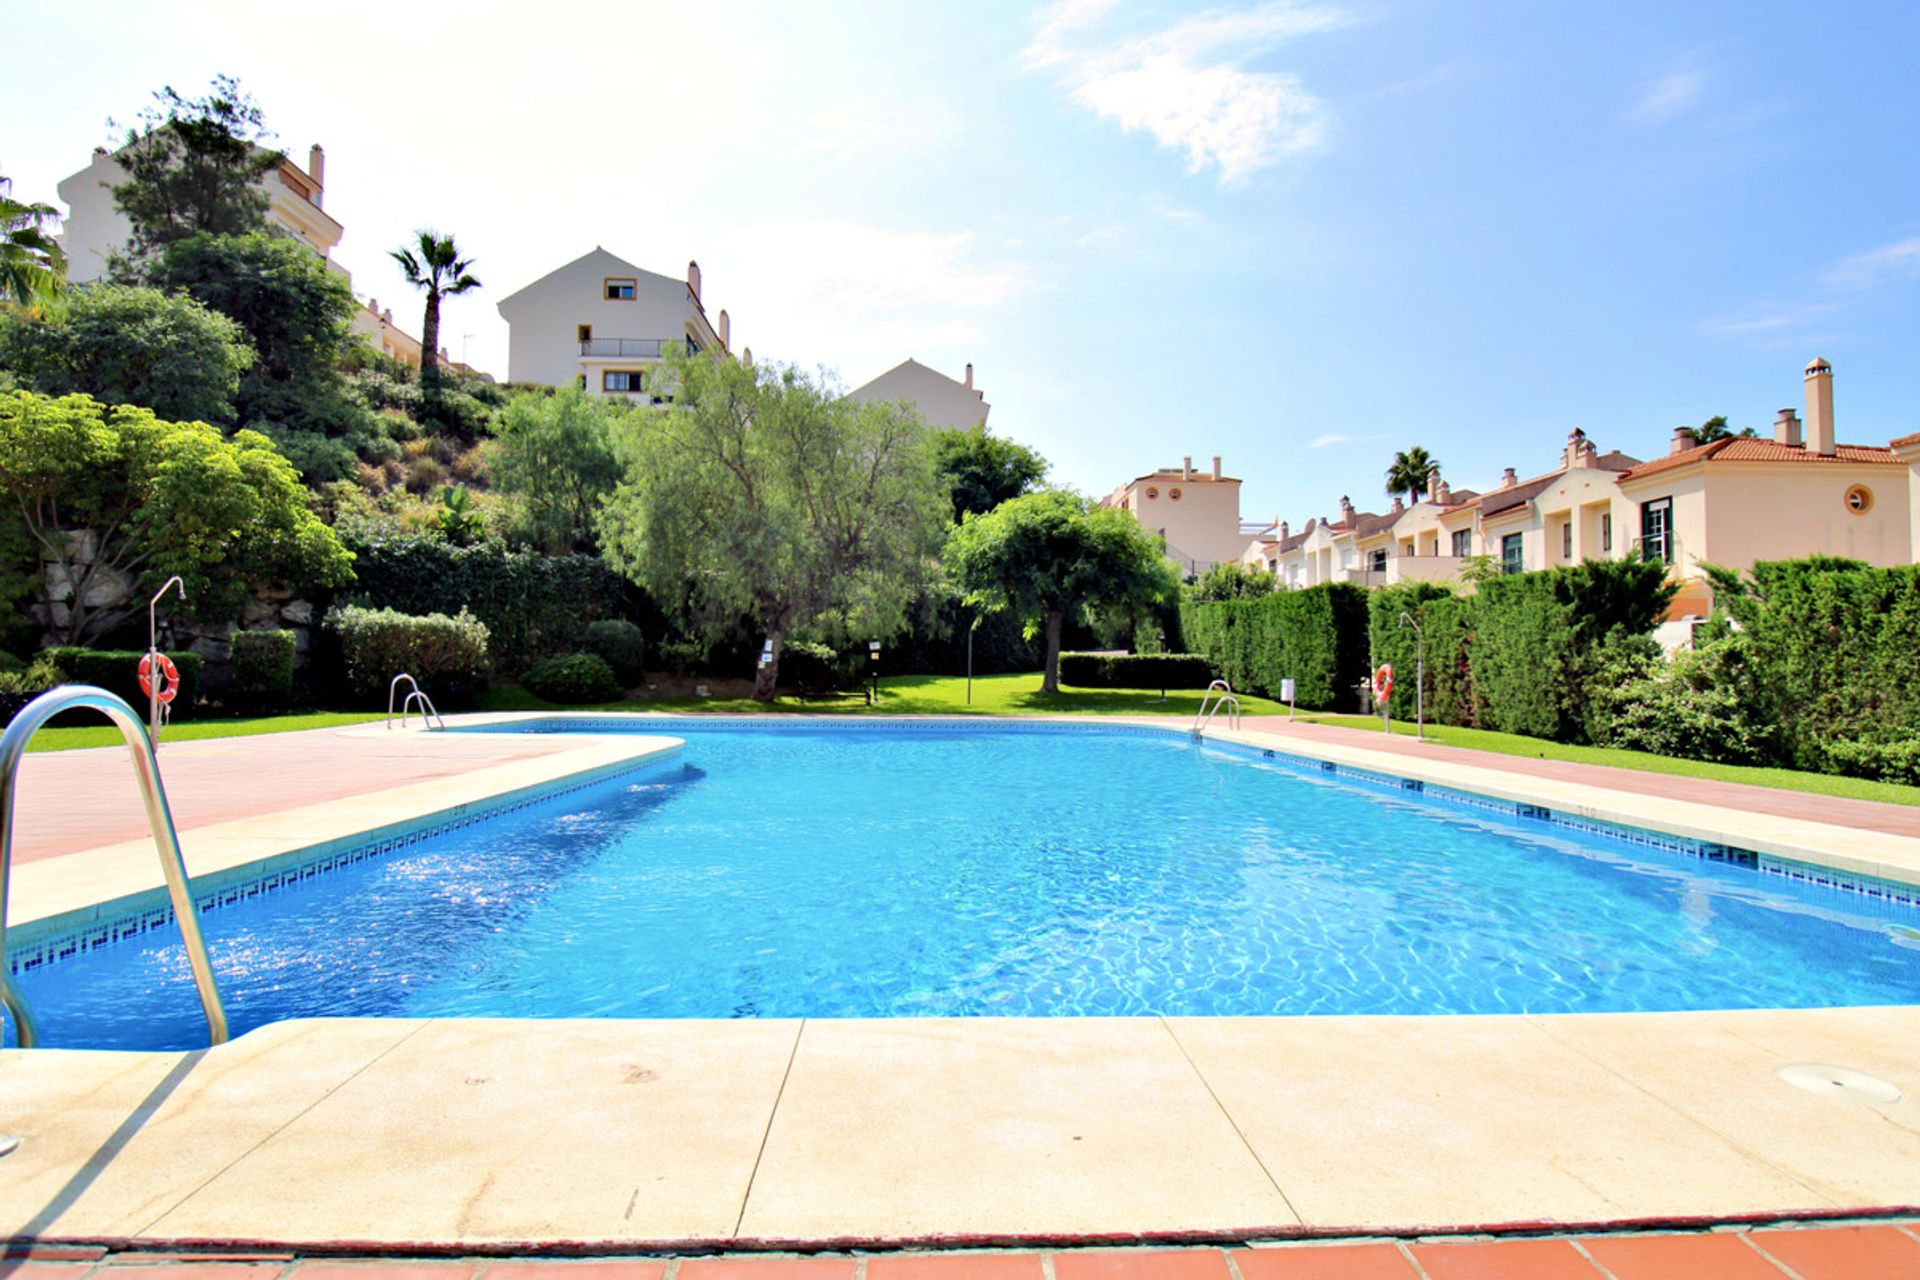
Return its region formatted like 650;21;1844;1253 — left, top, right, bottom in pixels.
338;535;638;673
228;630;296;713
1058;652;1215;689
44;647;205;720
523;652;623;704
1178;584;1370;709
324;605;490;706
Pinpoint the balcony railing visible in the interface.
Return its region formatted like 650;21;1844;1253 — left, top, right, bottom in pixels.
579;338;689;359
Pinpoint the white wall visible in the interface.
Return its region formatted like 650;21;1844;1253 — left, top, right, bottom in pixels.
496;248;713;390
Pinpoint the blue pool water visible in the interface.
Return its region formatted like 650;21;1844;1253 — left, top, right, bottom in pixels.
14;722;1920;1050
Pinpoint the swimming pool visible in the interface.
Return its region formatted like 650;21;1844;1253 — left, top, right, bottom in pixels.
14;720;1920;1050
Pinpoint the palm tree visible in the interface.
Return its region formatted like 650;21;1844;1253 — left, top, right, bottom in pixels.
0;174;66;310
391;229;480;388
1385;445;1438;505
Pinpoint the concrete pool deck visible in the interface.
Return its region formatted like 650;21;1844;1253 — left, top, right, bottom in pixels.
3;714;1919;1252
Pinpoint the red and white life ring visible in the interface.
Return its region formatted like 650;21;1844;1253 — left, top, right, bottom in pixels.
1371;663;1394;704
138;652;181;705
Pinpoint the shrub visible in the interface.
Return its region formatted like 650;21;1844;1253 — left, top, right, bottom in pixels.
1593;638;1770;765
522;652;622;704
228;629;297;713
1821;739;1920;786
0;657;60;725
780;642;861;696
582;619;645;685
324;605;489;705
1059;652;1215;689
42;647;205;720
1179;584;1370;709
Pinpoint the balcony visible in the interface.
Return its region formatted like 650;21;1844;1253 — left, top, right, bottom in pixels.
579;338;687;359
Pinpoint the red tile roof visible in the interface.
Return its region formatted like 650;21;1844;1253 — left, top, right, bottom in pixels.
1891;431;1920;449
1618;438;1900;481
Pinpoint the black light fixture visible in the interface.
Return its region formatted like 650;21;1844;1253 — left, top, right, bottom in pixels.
868;640;881;705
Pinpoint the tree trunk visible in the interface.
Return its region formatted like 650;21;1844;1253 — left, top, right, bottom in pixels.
1040;610;1064;694
752;630;784;702
421;291;442;388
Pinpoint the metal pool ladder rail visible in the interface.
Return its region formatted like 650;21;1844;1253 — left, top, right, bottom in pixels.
387;672;446;731
1193;679;1242;734
0;685;229;1048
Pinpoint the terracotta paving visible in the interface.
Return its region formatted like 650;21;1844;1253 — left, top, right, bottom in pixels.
1240;716;1920;839
9;728;592;862
8;1224;1920;1279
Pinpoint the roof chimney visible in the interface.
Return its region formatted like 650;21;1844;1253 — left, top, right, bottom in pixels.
1211;455;1222;481
717;308;730;349
1339;495;1355;524
1774;407;1803;447
1182;456;1194;481
1805;357;1835;456
687;260;702;303
307;144;325;206
1500;467;1517;490
1391;496;1405;514
1279;521;1289;539
1670;425;1699;455
964;362;973;389
1564;427;1590;470
1434;476;1451;505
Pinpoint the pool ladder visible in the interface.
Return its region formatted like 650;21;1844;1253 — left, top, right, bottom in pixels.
387;672;446;731
1193;679;1242;734
0;685;229;1048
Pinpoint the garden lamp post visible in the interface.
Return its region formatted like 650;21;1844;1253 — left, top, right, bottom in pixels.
868;640;881;706
1156;629;1167;701
1398;611;1425;742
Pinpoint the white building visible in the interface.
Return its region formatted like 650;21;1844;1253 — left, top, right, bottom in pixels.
1102;456;1249;574
847;358;990;429
494;248;729;395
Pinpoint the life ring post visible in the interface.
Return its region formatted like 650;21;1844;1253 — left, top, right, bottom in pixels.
146;576;186;744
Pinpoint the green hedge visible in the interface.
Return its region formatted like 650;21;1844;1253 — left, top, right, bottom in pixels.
43;647;205;720
1178;584;1369;709
522;652;622;704
1058;652;1215;689
339;535;641;673
228;630;296;713
324;605;490;705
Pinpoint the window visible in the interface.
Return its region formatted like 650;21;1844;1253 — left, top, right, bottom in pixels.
602;369;646;394
1144;485;1159;499
577;324;592;344
604;278;637;300
1501;532;1524;575
1169;487;1182;500
1370;549;1387;573
1601;512;1612;553
1561;522;1572;559
575;373;587;390
1640;498;1672;563
1451;529;1471;557
1844;485;1874;514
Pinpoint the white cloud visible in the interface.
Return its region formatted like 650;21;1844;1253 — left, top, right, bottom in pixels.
1629;59;1707;124
1306;432;1353;449
1023;1;1348;187
1823;236;1920;290
706;221;1027;382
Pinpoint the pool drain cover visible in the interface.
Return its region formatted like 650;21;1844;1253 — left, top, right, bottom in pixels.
1778;1063;1902;1104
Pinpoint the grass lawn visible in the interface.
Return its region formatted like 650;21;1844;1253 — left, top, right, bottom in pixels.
22;711;385;754
1295;711;1920;807
476;672;1290;718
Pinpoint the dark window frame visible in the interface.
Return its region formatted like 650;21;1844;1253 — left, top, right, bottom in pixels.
1501;532;1524;575
602;369;646;394
604;278;637;300
1640;497;1673;563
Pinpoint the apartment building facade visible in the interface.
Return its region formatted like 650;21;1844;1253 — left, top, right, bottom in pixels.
1103;456;1249;574
847;359;991;429
495;248;729;396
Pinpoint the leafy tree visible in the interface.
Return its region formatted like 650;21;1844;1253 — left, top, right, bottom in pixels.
109;75;281;269
433;484;485;546
0;284;253;423
1694;414;1756;442
0;389;353;645
944;489;1179;693
0;174;65;309
928;425;1047;520
598;347;947;701
492;386;623;553
146;232;373;451
1187;560;1278;601
391;230;479;394
1385;445;1438;505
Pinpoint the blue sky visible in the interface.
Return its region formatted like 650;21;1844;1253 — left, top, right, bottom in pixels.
5;0;1917;522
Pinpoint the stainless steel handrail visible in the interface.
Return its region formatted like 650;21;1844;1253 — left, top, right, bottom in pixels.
0;685;229;1047
387;673;445;731
1192;679;1241;734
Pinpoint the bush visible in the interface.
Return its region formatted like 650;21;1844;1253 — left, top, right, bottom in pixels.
324;605;489;706
43;647;205;720
1821;739;1920;785
780;641;862;696
1058;652;1215;689
0;657;60;725
337;534;642;673
228;630;297;713
1593;638;1770;765
1179;584;1370;709
581;619;645;685
522;652;622;704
